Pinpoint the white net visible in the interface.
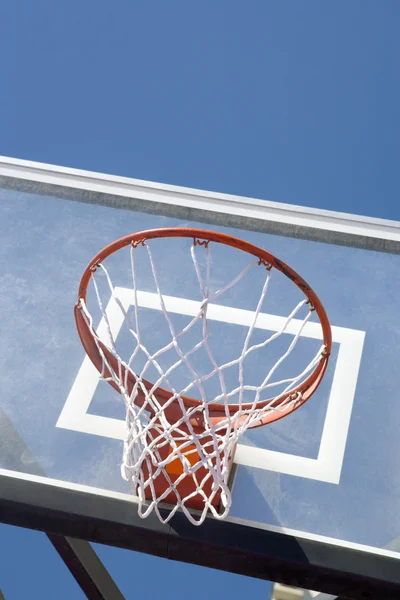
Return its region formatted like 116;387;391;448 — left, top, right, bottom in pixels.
78;237;325;525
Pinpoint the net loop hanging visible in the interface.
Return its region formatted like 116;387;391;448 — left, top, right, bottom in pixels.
75;228;331;525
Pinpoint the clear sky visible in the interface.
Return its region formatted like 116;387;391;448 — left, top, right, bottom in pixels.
1;1;399;597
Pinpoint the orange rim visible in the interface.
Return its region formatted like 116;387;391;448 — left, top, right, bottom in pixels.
75;228;332;428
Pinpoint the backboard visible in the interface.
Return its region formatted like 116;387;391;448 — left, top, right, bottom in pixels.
0;156;399;599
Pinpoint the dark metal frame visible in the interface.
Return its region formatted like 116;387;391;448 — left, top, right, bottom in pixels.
0;473;399;599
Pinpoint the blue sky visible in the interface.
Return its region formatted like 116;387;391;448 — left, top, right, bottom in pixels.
1;1;399;597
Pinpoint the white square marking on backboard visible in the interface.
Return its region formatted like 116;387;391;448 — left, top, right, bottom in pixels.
57;288;365;484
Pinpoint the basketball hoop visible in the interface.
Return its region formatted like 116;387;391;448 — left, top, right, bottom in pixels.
75;228;332;525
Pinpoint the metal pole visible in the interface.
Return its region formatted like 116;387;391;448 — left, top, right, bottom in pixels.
0;409;125;600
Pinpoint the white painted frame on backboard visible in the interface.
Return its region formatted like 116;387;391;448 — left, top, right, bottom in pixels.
57;288;365;485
